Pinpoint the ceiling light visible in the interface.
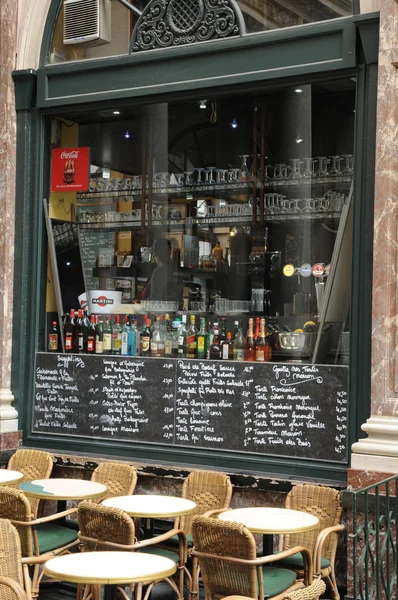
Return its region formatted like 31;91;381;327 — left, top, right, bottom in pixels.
199;100;207;109
124;130;131;139
231;118;238;129
113;110;121;115
296;138;303;144
295;88;303;93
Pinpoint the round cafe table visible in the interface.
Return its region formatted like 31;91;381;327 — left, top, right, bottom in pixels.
44;550;177;600
19;478;107;523
218;507;319;555
102;494;196;538
0;469;24;486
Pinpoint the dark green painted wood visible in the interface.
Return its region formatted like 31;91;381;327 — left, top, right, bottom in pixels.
354;13;380;64
348;61;377;449
12;14;380;483
12;70;37;110
36;18;356;108
39;0;63;68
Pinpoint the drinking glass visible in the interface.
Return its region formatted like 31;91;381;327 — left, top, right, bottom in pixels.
301;198;314;213
194;168;205;185
205;167;217;184
239;155;251;183
341;154;354;175
328;156;341;177
217;169;228;184
274;164;284;180
228;168;241;183
184;171;194;186
289;159;303;179
315;157;329;178
302;158;314;178
174;173;185;186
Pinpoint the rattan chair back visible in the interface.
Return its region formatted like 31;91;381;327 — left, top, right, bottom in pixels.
0;519;25;599
283;484;342;562
0;577;28;600
0;488;34;558
78;500;136;551
8;450;53;482
91;462;137;501
192;515;257;599
179;470;232;534
8;449;53;517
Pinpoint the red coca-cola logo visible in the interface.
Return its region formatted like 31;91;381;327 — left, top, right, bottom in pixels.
312;263;325;277
92;296;114;307
61;150;79;159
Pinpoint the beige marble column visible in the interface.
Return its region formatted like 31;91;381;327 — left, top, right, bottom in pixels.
0;0;19;432
351;0;398;472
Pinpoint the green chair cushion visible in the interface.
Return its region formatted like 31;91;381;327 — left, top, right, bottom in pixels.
168;533;193;548
262;566;297;597
37;524;78;554
276;552;330;570
142;546;180;563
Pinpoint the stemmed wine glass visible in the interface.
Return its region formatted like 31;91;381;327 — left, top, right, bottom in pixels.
289;159;303;180
301;198;314;213
329;156;342;177
194;168;205;185
315;157;329;178
302;158;315;178
341;154;354;176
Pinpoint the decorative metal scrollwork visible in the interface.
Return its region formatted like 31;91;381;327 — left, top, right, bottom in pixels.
131;0;246;53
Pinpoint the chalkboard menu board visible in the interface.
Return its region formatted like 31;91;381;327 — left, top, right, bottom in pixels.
34;353;348;463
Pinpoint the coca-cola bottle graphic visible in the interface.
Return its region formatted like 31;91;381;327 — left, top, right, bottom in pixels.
63;160;69;184
70;160;75;184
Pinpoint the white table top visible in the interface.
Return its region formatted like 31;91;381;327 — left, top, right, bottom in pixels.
0;469;24;485
19;478;107;500
44;551;177;585
102;494;196;518
218;507;319;535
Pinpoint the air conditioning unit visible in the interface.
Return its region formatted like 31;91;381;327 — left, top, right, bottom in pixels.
63;0;111;46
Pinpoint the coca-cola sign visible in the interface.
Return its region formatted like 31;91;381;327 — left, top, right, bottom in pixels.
51;147;90;192
60;150;79;159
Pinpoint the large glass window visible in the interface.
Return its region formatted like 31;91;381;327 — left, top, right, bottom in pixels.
45;78;355;365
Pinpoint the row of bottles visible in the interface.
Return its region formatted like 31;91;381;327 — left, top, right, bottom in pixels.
50;310;273;362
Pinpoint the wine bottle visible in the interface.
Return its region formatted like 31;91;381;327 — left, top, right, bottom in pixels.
244;318;255;361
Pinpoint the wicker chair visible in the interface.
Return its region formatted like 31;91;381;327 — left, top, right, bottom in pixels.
78;500;186;600
0;578;28;600
0;519;30;600
277;484;344;600
163;470;233;592
91;461;138;501
0;487;79;599
8;449;53;518
191;516;325;600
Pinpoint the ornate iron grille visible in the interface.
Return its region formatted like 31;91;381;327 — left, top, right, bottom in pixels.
131;0;246;53
349;475;397;600
168;0;203;34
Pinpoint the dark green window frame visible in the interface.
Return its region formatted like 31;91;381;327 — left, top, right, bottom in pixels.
12;10;379;485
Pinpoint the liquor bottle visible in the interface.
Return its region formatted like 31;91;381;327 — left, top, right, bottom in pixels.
64;308;78;353
177;315;187;358
112;314;122;355
121;316;130;356
87;315;96;354
48;320;59;352
171;318;180;358
77;309;85;353
83;310;91;350
103;316;112;355
140;318;152;356
208;320;217;352
254;317;260;342
196;318;209;360
219;318;227;345
209;323;221;360
222;331;233;360
151;315;166;358
244;318;255;361
95;316;104;354
128;320;136;357
255;318;269;362
233;324;245;361
186;315;198;359
165;317;174;357
134;320;140;356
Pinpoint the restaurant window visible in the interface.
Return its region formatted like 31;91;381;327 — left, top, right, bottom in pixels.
47;0;353;65
45;78;355;366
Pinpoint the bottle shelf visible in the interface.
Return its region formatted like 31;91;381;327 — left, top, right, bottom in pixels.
77;210;343;232
76;175;353;203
